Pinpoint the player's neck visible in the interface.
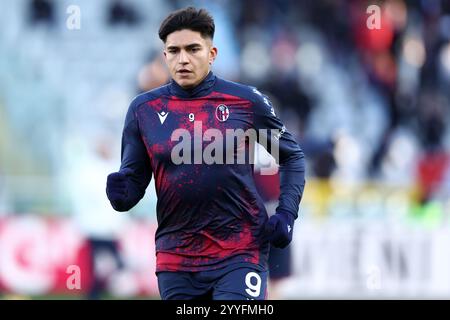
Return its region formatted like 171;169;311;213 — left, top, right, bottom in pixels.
170;71;216;98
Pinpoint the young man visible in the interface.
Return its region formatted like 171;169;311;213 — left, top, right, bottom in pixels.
106;7;306;300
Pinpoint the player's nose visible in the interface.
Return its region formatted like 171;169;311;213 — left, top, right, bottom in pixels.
178;50;189;64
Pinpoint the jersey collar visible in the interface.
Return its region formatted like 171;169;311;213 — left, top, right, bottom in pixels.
169;71;216;98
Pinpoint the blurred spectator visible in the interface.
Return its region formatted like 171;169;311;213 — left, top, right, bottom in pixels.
28;0;55;27
108;0;141;26
69;132;128;299
417;91;447;150
260;73;312;130
137;52;170;93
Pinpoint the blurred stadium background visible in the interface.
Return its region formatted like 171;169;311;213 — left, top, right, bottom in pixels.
1;0;450;299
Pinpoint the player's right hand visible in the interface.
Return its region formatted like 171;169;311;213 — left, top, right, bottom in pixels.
106;168;133;205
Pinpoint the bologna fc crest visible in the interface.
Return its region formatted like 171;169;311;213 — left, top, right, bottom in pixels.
215;104;230;122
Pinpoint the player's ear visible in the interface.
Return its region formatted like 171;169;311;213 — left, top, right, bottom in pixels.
209;46;218;65
163;50;170;67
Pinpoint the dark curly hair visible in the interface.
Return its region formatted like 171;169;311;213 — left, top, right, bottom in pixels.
158;7;215;43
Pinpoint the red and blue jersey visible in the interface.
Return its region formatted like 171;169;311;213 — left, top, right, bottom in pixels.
113;72;305;272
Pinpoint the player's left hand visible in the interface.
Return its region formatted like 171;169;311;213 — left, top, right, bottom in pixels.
265;210;295;248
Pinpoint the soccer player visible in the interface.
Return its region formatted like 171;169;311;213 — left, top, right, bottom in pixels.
106;7;306;300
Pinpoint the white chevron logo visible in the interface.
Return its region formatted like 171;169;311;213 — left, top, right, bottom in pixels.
157;111;169;124
287;224;292;233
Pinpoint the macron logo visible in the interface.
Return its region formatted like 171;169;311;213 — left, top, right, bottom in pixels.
287;225;292;233
157;111;169;124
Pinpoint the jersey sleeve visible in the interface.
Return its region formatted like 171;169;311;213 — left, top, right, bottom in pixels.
251;88;306;219
116;100;152;211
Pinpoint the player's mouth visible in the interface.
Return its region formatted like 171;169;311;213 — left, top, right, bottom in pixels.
177;69;192;75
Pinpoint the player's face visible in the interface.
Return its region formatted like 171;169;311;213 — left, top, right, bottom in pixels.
164;29;217;89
